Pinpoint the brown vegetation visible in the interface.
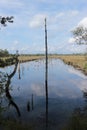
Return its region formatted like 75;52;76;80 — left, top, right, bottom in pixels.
54;55;87;75
18;55;45;62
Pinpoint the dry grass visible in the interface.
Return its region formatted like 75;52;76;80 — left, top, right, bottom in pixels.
18;55;45;62
53;55;87;74
0;56;12;61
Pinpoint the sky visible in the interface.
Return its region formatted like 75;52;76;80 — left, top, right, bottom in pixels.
0;0;87;54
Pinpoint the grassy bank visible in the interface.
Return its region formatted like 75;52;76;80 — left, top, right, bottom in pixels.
54;55;87;75
18;55;45;63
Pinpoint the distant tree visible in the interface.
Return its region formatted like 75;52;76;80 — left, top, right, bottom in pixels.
0;49;9;57
72;26;87;44
0;16;14;28
4;49;9;56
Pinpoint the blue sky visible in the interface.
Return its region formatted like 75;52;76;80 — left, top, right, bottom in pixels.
0;0;87;54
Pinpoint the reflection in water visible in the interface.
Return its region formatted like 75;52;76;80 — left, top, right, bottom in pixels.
27;101;30;112
68;67;87;79
66;89;87;129
83;90;87;112
45;58;48;128
22;65;24;76
18;62;21;79
5;58;21;117
31;94;34;110
27;94;34;112
18;62;34;113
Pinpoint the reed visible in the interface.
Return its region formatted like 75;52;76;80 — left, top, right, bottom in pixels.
54;55;87;75
18;55;45;63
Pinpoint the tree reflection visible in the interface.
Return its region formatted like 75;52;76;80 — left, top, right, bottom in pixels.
5;57;21;117
18;62;21;79
0;57;21;117
45;57;48;129
27;101;30;112
27;94;34;112
82;90;87;113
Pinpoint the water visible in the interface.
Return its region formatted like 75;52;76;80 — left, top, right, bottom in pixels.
0;58;87;130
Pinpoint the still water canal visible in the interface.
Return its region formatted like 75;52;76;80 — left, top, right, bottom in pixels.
0;59;87;130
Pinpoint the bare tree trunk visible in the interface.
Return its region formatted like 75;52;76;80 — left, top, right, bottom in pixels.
45;18;48;128
45;18;48;72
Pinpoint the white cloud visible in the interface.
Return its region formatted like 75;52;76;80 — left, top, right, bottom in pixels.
14;40;19;45
68;37;75;44
70;10;79;16
29;14;47;28
55;12;64;18
31;83;44;96
78;17;87;28
67;44;86;53
0;0;24;9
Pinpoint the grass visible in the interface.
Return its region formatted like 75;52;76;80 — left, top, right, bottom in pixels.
18;55;45;63
53;55;87;75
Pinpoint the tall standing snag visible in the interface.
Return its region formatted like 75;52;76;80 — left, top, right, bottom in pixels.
45;18;48;128
45;18;48;66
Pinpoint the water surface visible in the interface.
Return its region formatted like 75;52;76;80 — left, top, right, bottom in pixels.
0;59;87;130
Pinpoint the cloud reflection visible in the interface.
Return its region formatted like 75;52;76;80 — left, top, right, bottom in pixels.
68;67;87;79
30;80;83;99
31;83;45;96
